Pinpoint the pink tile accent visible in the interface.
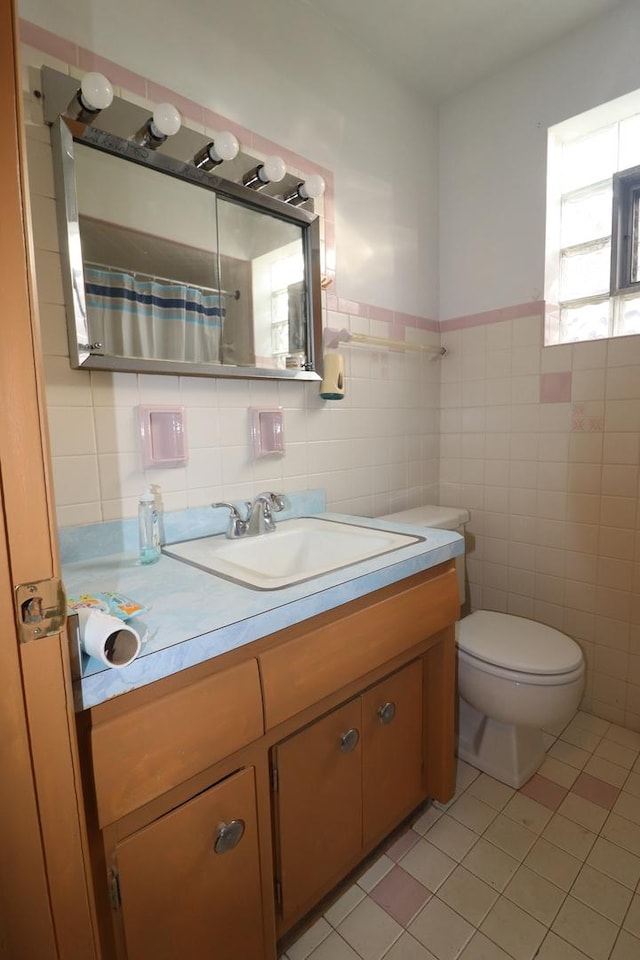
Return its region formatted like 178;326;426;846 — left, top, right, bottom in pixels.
385;828;420;862
540;371;572;403
440;300;545;331
519;774;568;810
368;305;395;324
571;773;620;810
338;298;363;316
20;20;78;65
369;865;431;926
77;49;147;98
325;293;339;312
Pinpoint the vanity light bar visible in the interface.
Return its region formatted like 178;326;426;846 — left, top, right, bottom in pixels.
65;72;114;124
284;174;326;206
193;131;240;171
134;103;182;149
243;154;286;190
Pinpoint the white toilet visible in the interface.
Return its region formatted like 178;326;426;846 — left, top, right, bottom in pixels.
379;505;585;788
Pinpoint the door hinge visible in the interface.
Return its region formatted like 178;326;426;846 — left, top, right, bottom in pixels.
14;578;66;644
274;878;282;909
271;763;279;793
109;868;121;910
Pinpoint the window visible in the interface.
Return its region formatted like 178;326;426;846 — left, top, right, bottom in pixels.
545;93;640;344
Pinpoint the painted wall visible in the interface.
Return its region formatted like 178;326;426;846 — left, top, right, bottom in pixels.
19;0;442;528
438;0;640;730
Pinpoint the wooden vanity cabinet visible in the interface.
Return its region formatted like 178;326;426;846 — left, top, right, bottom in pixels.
114;766;265;960
82;562;459;960
272;660;424;931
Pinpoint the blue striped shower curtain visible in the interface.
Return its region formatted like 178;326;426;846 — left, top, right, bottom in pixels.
84;267;224;363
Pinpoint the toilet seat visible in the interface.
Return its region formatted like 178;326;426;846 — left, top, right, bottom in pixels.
457;610;584;679
457;646;585;687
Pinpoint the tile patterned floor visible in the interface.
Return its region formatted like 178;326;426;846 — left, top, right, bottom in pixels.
281;711;640;960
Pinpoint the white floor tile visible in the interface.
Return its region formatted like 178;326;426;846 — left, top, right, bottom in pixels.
556;793;608;834
461;838;519;892
502;793;553;835
306;931;361;960
542;813;597;861
465;774;515;811
483;813;538;861
585;836;640;890
502;864;566;925
536;931;591;959
480;896;546;960
552;896;619;960
458;932;512;960
570;864;632;924
400;839;457;892
437;865;498;926
523;837;582;891
337;897;403;960
611;929;640;960
383;932;438;959
288;918;333;960
409;897;475;960
425;814;479;862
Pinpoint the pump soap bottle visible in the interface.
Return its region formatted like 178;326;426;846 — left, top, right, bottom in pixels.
138;487;160;564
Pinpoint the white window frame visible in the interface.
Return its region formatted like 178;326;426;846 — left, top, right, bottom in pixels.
545;89;640;345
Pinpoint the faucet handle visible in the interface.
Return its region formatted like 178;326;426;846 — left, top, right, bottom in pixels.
211;501;248;539
254;492;286;512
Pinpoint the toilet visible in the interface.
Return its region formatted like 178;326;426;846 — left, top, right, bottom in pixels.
379;505;585;788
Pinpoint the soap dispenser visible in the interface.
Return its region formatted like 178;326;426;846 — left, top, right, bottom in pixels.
138;487;160;564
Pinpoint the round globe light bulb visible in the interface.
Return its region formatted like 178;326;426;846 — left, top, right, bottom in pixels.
80;72;114;111
299;174;326;200
151;103;181;138
212;131;239;162
259;154;286;183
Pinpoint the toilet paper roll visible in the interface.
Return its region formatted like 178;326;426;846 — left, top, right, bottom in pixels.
319;353;345;400
77;608;141;669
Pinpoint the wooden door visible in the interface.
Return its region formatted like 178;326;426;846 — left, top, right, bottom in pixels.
115;767;265;960
361;660;424;846
274;698;362;931
0;2;99;957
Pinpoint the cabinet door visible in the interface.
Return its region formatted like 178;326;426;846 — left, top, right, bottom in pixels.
362;660;424;846
274;698;362;929
115;766;265;960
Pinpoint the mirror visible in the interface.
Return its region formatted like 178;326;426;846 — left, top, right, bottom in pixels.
46;71;322;381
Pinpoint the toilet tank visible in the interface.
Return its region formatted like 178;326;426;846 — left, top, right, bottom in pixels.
379;505;470;603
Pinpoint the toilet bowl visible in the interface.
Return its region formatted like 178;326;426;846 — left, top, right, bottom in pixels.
379;506;585;787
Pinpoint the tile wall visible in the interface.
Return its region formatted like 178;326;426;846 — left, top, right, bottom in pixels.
439;312;640;731
21;42;442;529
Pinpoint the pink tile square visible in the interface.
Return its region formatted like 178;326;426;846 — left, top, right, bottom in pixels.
519;774;568;810
385;828;420;862
369;865;431;926
571;773;620;810
540;371;572;403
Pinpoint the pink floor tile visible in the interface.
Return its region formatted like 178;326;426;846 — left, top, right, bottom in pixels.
571;772;620;810
385;828;421;862
519;774;568;810
369;865;431;926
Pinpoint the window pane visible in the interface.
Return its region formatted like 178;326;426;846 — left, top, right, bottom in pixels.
561;126;617;192
560;241;611;300
619;114;640;171
560;184;612;247
560;300;610;342
618;296;640;335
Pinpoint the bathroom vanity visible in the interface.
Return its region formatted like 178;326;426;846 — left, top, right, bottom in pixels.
66;507;462;959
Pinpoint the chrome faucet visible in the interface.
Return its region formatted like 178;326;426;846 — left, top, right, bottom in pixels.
246;491;286;537
211;502;248;539
212;492;286;539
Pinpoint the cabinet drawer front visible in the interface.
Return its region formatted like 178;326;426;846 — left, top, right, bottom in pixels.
91;659;263;826
260;564;458;729
116;766;265;960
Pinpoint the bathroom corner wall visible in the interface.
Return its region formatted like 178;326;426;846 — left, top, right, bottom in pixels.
438;0;640;731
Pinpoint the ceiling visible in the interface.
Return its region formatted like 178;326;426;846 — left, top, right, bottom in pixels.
304;0;626;102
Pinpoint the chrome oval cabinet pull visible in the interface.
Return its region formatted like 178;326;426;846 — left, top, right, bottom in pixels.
377;701;396;725
214;818;245;854
340;728;359;753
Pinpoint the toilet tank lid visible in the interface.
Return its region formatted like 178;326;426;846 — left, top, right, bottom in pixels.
379;505;470;530
458;611;584;675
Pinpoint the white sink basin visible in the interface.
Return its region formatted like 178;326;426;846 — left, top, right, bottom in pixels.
163;517;423;590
